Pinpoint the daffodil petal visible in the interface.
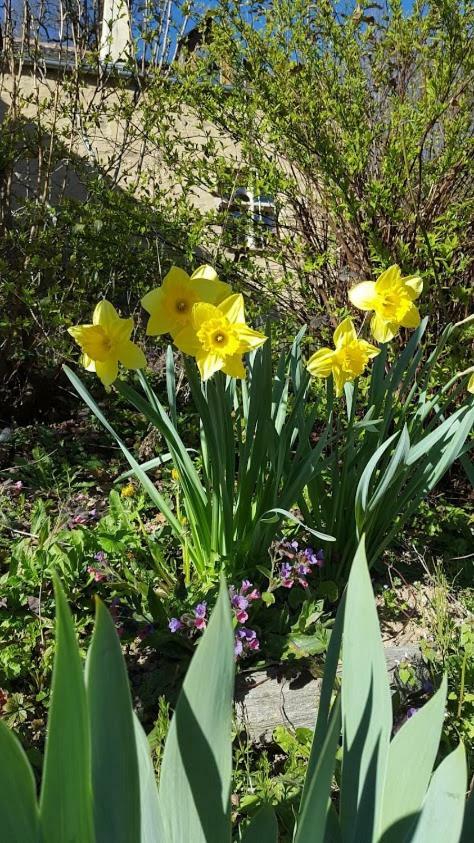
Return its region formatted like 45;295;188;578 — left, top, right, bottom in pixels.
333;317;357;348
374;265;401;293
68;324;94;343
468;373;474;394
82;354;96;372
358;340;381;360
191;264;219;282
146;309;178;337
95;358;119;387
306;348;334;378
348;281;377;311
110;317;133;345
399;302;421;329
197;352;224;381
222;354;246;379
93;300;120;328
141;286;163;315
162;266;191;289
193;277;233;305
235;324;267;352
370;314;397;344
218;294;246;323
192;302;219;330
174;325;203;356
403;275;423;301
118;340;146;370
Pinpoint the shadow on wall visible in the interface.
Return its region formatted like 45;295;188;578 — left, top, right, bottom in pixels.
0;90;199;423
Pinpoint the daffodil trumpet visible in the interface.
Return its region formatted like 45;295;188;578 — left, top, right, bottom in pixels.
174;293;267;380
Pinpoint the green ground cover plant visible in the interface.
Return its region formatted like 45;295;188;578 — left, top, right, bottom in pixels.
0;539;471;842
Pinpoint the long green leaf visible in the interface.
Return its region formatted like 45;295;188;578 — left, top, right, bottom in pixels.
410;743;467;843
158;577;234;842
295;695;342;843
340;537;391;843
380;676;448;842
40;575;94;843
133;715;164;843
0;720;39;843
241;806;279;843
86;598;141;843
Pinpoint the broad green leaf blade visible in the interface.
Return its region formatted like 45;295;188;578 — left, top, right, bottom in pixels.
340;537;391;843
241;805;278;842
158;577;234;843
133;715;164;843
295;694;342;843
411;744;467;843
40;576;94;843
380;676;447;842
301;591;345;796
86;598;140;843
0;720;39;843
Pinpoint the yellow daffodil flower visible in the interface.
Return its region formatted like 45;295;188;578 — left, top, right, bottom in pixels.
68;300;146;387
348;264;423;343
141;264;232;338
468;373;474;394
306;317;380;396
173;293;267;380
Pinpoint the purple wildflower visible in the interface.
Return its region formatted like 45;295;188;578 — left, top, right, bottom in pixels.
407;707;418;718
304;547;324;567
169;617;183;633
231;594;249;612
87;565;107;582
195;602;207;618
234;626;260;659
194;602;207;630
94;550;108;563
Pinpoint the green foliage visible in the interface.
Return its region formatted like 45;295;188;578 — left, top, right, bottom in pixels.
64;332;335;584
65;315;473;586
168;0;473;320
0;539;469;841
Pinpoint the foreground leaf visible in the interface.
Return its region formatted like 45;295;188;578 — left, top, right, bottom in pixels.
411;743;467;843
380;676;448;842
158;577;235;842
340;537;391;843
86;598;141;843
0;721;39;843
241;805;279;842
39;576;94;843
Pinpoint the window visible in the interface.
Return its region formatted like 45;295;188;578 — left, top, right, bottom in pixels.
218;183;277;252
